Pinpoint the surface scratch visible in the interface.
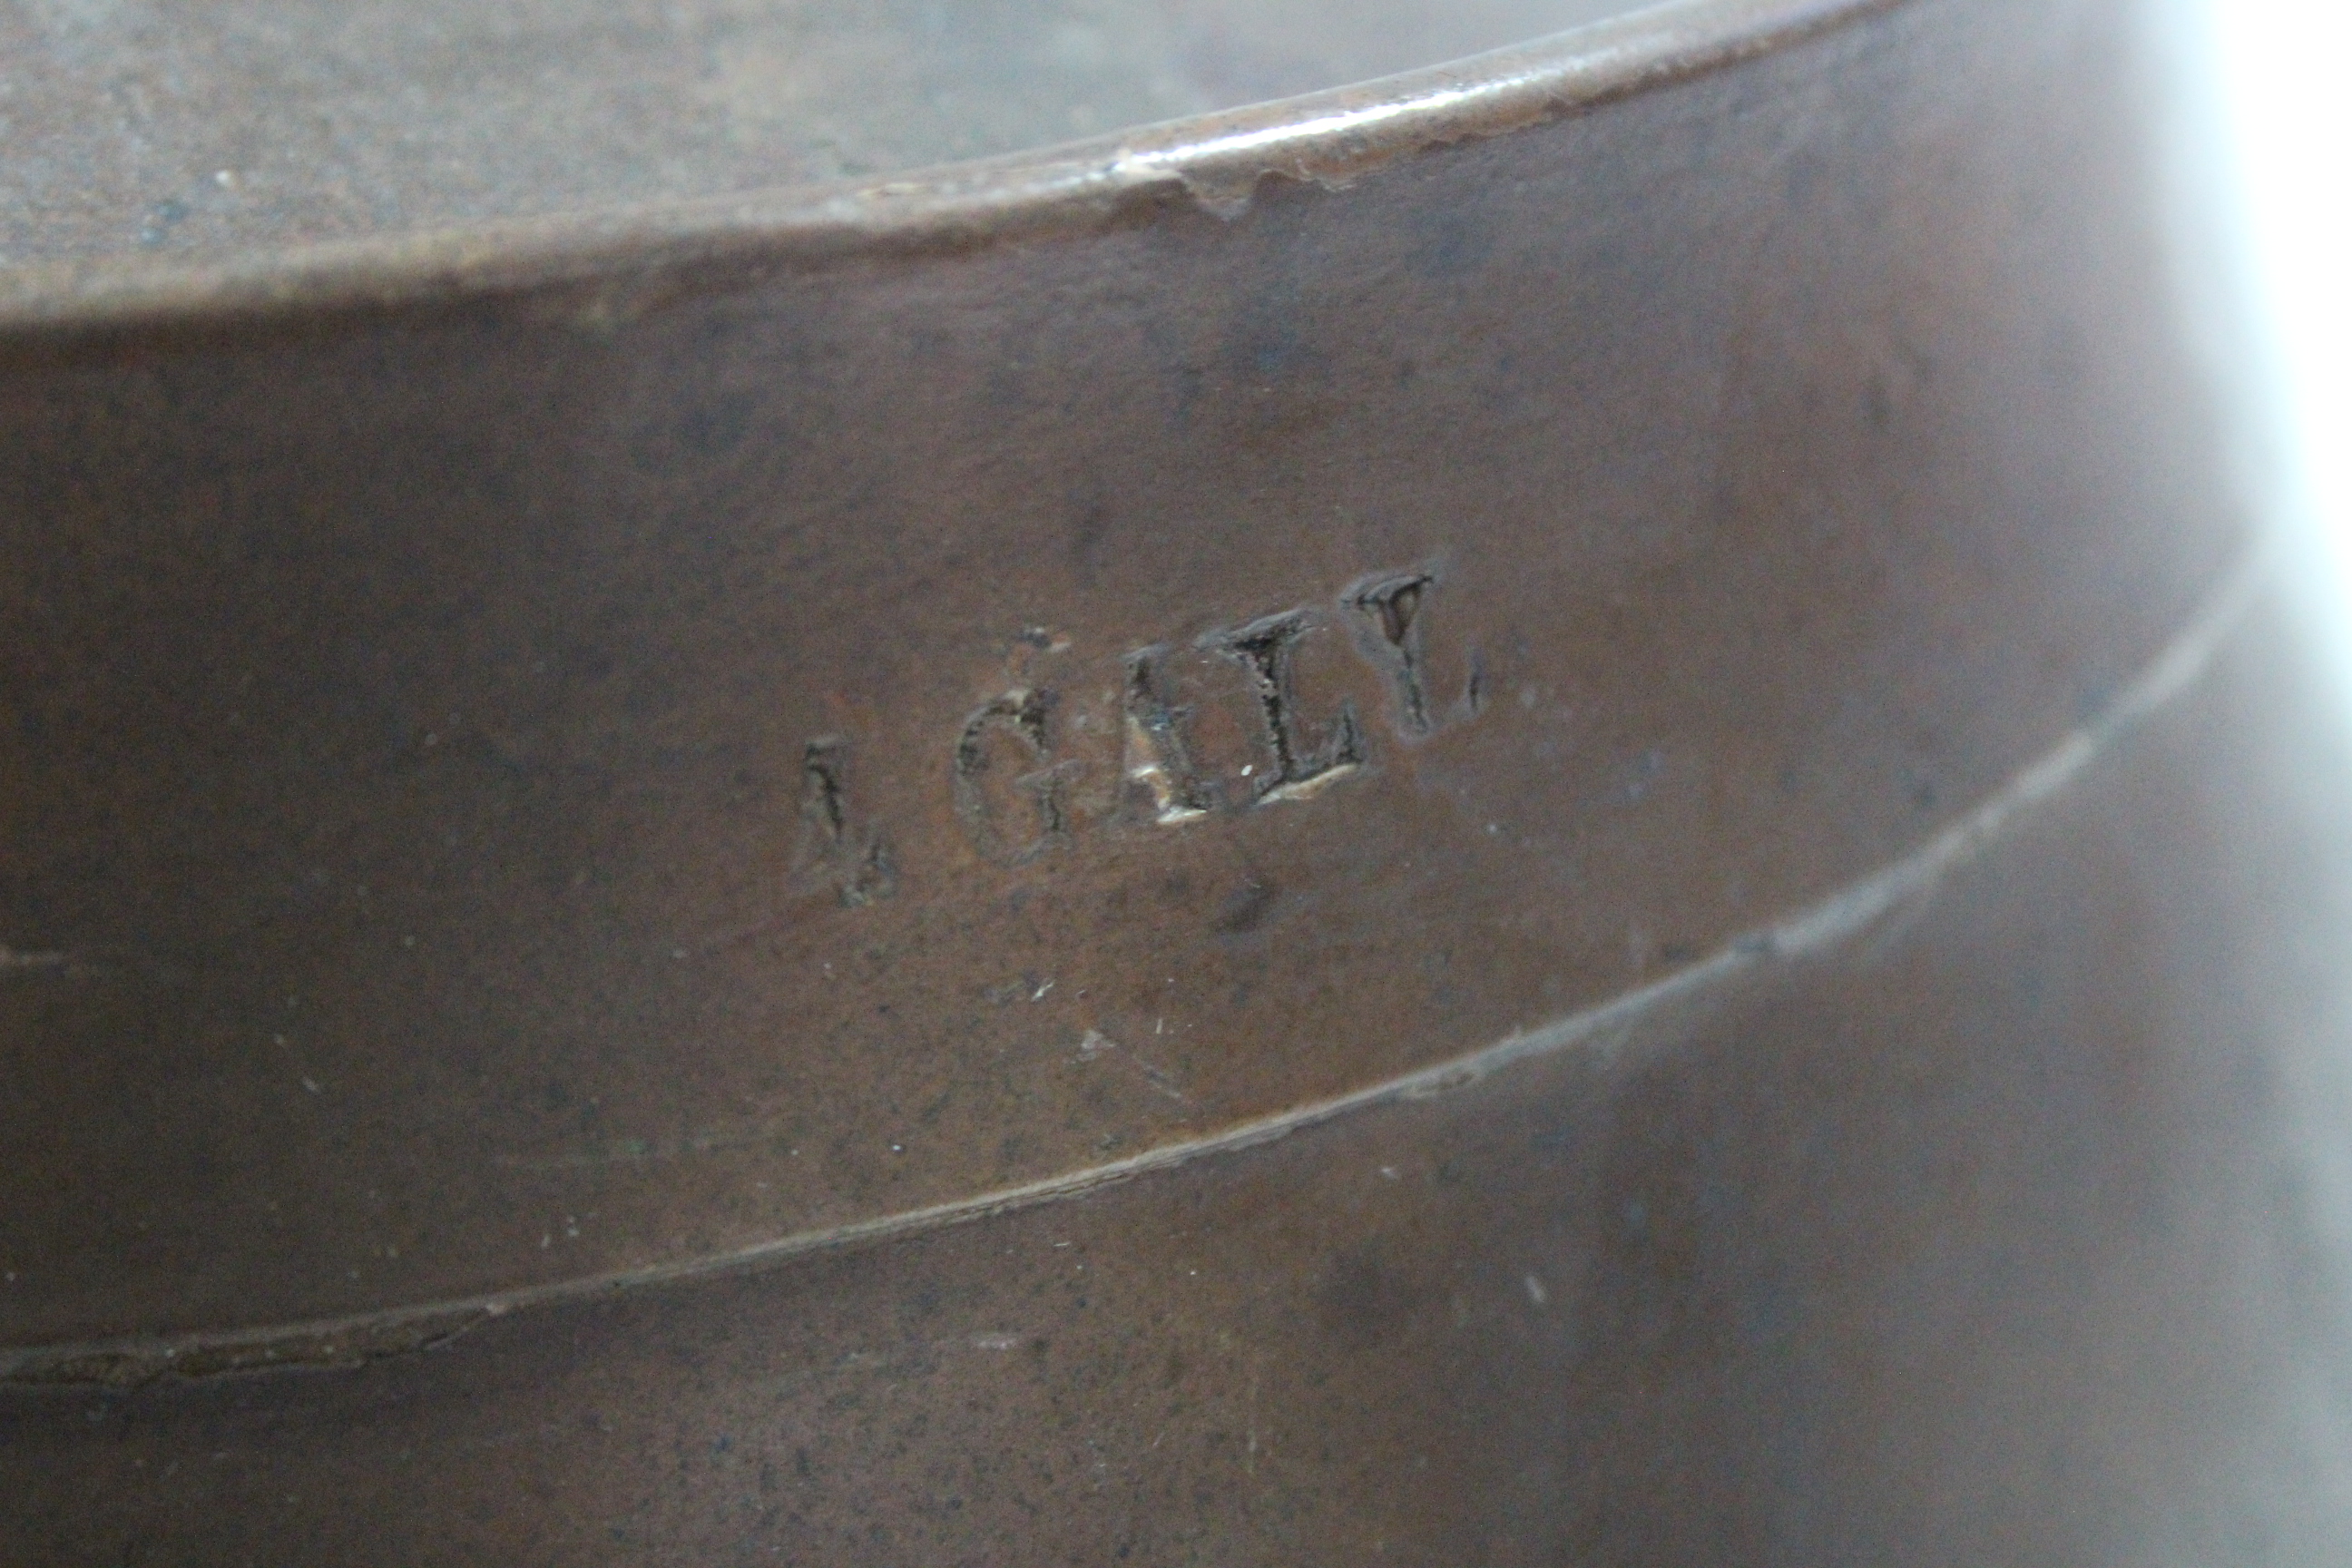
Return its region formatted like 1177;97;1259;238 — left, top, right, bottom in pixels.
0;555;2261;1387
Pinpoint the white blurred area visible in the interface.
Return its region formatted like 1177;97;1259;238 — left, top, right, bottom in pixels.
2202;0;2352;652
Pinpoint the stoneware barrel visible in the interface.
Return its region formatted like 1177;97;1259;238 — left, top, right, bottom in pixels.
5;0;2350;1560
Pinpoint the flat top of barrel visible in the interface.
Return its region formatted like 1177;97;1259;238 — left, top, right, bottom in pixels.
0;0;1889;326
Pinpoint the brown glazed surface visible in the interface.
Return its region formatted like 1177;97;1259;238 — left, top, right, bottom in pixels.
4;0;2350;1560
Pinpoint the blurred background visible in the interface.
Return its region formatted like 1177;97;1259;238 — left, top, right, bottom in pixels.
2207;0;2352;669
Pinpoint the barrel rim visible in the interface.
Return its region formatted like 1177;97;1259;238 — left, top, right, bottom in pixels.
0;0;1901;336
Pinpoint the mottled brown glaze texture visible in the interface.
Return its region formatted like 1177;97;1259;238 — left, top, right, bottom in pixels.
2;0;2347;1560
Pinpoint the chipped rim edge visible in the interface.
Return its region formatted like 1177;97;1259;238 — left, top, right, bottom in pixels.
0;0;1906;336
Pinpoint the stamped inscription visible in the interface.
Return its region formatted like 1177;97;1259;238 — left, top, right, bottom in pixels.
802;565;1479;889
1344;569;1483;738
1204;609;1366;802
792;737;898;906
951;689;1071;867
